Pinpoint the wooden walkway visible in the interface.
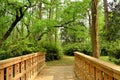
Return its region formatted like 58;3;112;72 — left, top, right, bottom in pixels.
34;66;78;80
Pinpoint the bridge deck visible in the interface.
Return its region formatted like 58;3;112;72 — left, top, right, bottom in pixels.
35;66;78;80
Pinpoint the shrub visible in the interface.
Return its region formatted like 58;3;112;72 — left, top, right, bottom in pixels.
107;40;120;65
100;42;109;56
42;42;63;61
63;43;92;56
0;40;46;60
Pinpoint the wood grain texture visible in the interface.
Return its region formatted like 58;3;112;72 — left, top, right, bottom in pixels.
74;52;120;80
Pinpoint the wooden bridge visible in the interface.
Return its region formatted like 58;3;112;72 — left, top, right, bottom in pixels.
0;52;120;80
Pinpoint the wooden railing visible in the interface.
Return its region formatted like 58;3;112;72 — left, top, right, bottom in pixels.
0;52;45;80
74;52;120;80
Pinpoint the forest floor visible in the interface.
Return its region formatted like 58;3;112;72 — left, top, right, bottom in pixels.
46;56;74;66
34;55;78;80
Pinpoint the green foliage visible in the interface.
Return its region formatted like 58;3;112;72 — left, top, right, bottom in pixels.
100;41;109;56
108;2;120;41
107;40;120;64
0;40;45;60
63;42;92;56
61;0;90;23
99;39;120;65
100;40;120;65
41;41;63;61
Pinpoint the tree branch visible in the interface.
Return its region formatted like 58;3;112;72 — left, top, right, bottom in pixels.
38;32;47;41
54;19;75;27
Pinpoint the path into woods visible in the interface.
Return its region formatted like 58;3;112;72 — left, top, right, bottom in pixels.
34;56;78;80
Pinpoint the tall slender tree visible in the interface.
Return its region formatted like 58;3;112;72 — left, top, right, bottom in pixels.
91;0;100;58
103;0;110;41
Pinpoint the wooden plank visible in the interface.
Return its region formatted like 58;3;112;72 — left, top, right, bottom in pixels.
21;61;25;80
113;72;120;80
104;73;113;80
21;74;25;80
6;66;13;80
0;53;45;80
21;61;25;72
27;71;30;80
0;57;21;69
90;65;95;79
0;69;4;80
95;68;102;80
26;59;29;70
15;63;20;76
74;52;120;74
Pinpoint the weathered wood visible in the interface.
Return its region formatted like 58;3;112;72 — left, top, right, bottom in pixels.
104;73;113;80
96;68;102;80
90;65;95;79
15;63;20;76
0;52;45;80
74;52;120;80
6;66;13;80
0;69;4;80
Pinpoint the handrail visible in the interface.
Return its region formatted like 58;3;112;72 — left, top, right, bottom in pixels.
0;52;45;80
74;52;120;80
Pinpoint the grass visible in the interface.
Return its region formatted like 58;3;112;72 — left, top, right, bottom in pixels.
100;56;115;64
46;55;74;66
100;56;110;62
46;55;115;66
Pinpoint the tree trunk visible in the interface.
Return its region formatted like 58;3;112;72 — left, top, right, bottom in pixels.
55;2;59;45
39;1;42;19
1;10;24;42
103;0;110;41
88;9;92;35
91;0;100;58
47;0;54;42
0;14;24;47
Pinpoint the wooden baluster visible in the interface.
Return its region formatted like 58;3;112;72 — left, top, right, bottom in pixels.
6;66;13;80
32;57;34;76
96;68;102;80
90;65;95;80
34;57;37;75
32;57;35;76
36;56;38;74
26;59;29;80
28;59;31;80
82;60;86;80
21;61;25;80
34;56;36;75
104;73;113;80
30;58;32;79
82;70;85;80
14;63;20;80
86;62;91;80
21;61;25;73
21;75;25;80
15;63;19;75
0;69;4;80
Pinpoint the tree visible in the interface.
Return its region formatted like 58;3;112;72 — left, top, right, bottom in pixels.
108;1;120;41
103;0;110;41
0;0;38;47
91;0;100;58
